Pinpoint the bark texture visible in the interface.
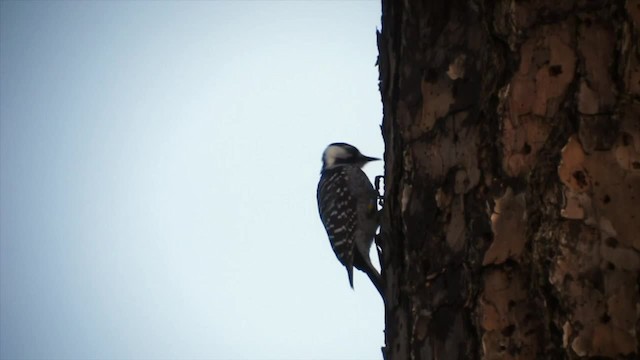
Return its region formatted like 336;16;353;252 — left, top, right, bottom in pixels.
377;1;640;359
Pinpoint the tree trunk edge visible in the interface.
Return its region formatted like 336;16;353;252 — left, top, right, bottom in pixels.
378;1;640;359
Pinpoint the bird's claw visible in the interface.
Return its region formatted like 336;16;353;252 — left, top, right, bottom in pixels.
374;175;385;206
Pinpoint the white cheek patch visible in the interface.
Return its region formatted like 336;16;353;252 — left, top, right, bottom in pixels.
324;145;348;168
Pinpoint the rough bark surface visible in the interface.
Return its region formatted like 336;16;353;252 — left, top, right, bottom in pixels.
377;1;640;359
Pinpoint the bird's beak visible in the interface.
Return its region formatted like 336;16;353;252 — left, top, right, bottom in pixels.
361;155;381;162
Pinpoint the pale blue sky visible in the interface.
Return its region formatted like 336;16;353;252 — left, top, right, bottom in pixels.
0;1;384;359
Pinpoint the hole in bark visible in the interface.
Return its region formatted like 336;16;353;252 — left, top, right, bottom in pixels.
573;171;588;188
607;262;616;270
622;133;632;146
501;324;516;337
602;194;611;204
424;68;438;82
564;273;574;283
591;271;605;292
605;237;618;248
523;142;531;154
508;300;516;309
600;313;611;324
633;161;640;169
595;181;599;187
396;343;400;352
549;65;563;76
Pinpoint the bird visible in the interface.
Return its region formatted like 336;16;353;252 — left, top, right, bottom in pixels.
316;142;383;296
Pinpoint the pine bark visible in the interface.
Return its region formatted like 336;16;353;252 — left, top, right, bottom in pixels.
377;1;640;359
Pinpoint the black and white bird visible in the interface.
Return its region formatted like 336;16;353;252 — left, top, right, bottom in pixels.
316;142;383;296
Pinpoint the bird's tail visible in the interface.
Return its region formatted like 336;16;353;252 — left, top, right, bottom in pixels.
364;265;384;298
353;251;384;298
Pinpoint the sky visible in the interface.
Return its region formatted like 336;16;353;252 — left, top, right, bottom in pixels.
0;1;384;359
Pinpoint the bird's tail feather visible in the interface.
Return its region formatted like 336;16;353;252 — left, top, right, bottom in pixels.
364;265;384;298
347;266;354;289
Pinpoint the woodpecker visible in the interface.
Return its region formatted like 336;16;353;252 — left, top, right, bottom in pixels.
316;142;383;296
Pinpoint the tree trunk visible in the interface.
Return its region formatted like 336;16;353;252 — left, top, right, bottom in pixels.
377;1;640;359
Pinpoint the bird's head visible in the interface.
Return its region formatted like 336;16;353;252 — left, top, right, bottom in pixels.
320;143;380;172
